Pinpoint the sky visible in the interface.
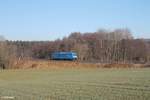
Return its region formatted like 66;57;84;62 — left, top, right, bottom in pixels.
0;0;150;41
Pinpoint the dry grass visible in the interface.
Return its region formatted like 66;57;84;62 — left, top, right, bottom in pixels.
13;59;148;69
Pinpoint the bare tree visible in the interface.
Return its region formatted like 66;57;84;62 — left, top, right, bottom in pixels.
0;36;17;69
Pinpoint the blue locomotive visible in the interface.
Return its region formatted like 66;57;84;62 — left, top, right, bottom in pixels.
51;52;77;60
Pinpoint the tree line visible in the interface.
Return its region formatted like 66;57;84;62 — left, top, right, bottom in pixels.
0;29;150;69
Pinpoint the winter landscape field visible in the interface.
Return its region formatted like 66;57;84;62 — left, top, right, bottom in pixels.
0;68;150;100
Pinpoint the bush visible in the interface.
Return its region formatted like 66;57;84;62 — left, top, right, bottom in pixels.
0;41;17;69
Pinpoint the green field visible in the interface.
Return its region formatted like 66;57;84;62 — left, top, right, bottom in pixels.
0;68;150;100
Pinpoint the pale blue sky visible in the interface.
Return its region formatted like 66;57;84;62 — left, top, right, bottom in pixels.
0;0;150;40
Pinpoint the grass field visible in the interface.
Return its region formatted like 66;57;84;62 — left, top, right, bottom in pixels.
0;68;150;100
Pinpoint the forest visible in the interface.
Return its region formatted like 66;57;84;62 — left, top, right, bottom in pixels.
0;28;150;69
